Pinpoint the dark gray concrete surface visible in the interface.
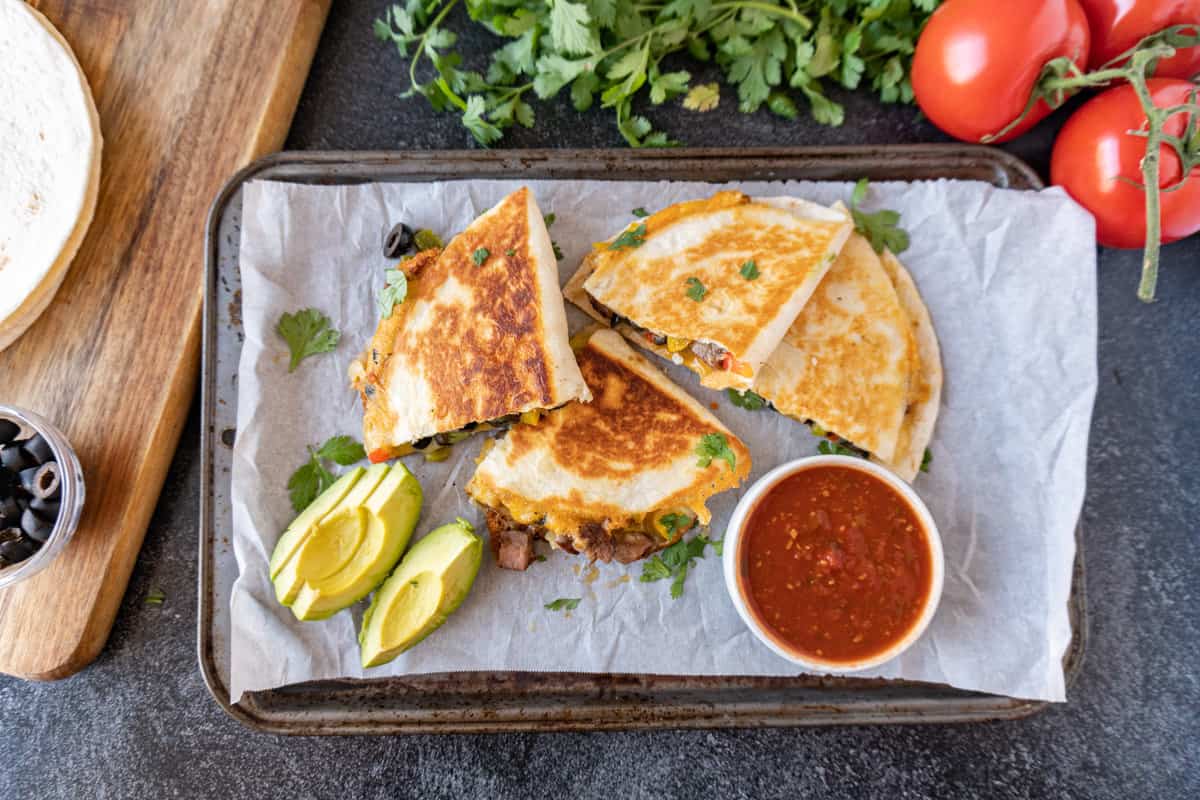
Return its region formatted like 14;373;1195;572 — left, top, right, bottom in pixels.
2;2;1198;798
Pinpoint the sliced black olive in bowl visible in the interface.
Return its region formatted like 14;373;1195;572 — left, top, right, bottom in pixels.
0;445;31;472
23;433;53;465
0;418;18;445
0;536;35;564
22;462;60;500
0;466;18;496
29;496;60;520
21;508;52;543
383;223;415;259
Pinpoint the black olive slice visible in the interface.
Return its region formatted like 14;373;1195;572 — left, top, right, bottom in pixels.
23;462;60;500
0;445;31;472
383;223;415;259
21;508;52;543
23;434;53;465
0;537;35;564
0;419;18;445
29;496;60;520
411;436;433;451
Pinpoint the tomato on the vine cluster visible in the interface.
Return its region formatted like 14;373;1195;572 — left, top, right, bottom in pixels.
1076;0;1200;79
1051;79;1200;249
911;0;1091;143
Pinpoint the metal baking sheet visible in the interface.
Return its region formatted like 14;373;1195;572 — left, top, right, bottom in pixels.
199;147;1088;734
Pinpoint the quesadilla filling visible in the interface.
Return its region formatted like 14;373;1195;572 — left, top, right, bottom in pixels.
364;409;547;464
484;506;698;571
588;296;753;378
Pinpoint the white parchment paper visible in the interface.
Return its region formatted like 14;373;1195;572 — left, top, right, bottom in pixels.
229;178;1096;704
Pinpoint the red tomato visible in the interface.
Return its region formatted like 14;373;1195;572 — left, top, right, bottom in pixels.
1077;0;1200;79
1051;79;1200;248
912;0;1091;142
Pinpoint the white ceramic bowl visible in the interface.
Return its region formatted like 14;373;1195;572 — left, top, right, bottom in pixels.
722;455;944;673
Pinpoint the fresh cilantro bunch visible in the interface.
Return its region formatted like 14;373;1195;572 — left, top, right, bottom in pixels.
374;0;939;147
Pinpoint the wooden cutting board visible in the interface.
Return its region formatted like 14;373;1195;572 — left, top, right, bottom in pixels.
0;0;331;679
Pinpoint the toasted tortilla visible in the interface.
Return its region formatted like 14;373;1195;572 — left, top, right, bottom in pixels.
349;187;590;457
565;192;852;390
752;231;917;466
467;328;750;565
0;0;102;352
872;249;942;480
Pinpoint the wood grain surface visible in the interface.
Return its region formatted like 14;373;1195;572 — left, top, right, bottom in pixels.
0;0;331;679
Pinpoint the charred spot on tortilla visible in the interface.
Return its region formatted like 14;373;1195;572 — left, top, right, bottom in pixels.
466;328;750;569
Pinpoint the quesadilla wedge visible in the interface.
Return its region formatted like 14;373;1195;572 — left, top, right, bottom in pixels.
466;328;750;570
565;191;852;391
749;223;942;481
349;187;590;462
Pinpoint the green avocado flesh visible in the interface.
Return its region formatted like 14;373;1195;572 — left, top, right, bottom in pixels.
358;520;482;668
270;463;423;620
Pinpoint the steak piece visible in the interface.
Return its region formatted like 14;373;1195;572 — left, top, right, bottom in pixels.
575;520;615;563
614;532;657;564
690;340;728;368
485;508;536;571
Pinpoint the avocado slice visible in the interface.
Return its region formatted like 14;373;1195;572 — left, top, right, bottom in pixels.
268;467;363;580
272;463;391;607
289;463;423;621
358;518;482;668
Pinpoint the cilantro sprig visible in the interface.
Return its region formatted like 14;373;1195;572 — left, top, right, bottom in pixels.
685;277;707;301
817;439;867;459
849;179;910;255
727;388;767;410
609;223;647;250
545;597;581;611
287;435;368;513
739;260;760;280
276;308;340;373
377;269;409;319
695;432;736;471
374;0;937;148
641;534;719;598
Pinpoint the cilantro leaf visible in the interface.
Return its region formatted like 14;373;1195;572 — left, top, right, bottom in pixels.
685;277;707;302
473;247;490;265
639;534;714;598
317;435;366;466
849;179;910;254
287;451;334;513
695;432;735;470
632;207;649;217
727;389;767;410
817;439;867;459
544;597;581;611
288;437;365;512
739;259;760;280
276;309;340;373
462;95;503;147
658;512;696;538
549;1;594;55
609;223;647;250
543;213;556;228
921;447;933;473
377;269;409;319
682;82;720;112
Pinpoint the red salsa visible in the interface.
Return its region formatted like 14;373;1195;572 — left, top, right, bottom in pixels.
739;465;933;664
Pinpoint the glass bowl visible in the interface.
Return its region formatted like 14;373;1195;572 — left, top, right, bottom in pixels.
0;405;86;589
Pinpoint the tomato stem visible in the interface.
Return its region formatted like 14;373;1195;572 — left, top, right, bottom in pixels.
1126;66;1166;302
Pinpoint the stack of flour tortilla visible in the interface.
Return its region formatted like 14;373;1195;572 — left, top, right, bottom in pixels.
0;0;102;352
